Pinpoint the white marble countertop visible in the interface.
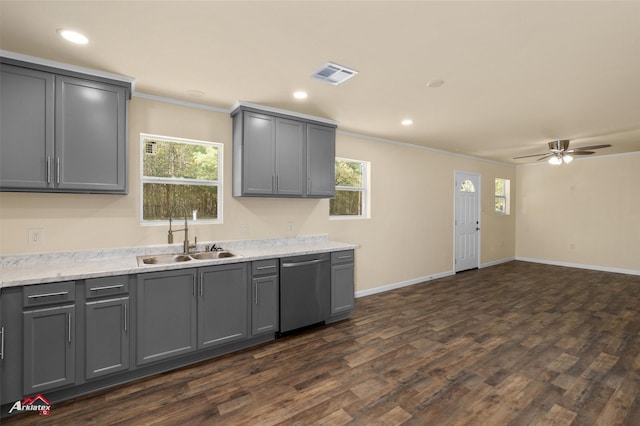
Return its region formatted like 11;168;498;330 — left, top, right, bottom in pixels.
0;235;357;288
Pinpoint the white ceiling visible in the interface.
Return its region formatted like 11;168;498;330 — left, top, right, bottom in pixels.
2;1;639;164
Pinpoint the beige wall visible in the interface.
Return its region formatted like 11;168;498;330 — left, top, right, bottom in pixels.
516;154;640;272
0;96;517;293
329;133;516;293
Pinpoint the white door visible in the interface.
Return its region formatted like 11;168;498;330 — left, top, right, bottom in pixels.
454;172;480;272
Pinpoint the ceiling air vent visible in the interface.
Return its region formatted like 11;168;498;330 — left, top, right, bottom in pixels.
311;62;358;85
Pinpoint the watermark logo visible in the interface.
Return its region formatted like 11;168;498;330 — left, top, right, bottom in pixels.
9;394;51;416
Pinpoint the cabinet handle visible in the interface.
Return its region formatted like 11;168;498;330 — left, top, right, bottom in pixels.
254;283;258;305
56;157;61;184
124;303;128;333
46;157;51;184
192;279;196;297
0;326;4;360
67;313;72;343
27;291;68;299
275;175;279;191
337;255;352;260
199;273;203;297
256;265;276;270
90;284;124;292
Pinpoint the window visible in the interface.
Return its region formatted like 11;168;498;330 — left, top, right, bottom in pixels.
330;158;369;218
140;134;222;224
495;178;510;214
460;179;476;192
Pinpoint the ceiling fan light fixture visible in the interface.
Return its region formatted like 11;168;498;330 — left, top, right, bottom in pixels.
548;155;562;165
563;154;574;164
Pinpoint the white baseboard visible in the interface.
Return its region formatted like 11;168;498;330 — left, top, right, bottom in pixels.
480;257;516;269
515;256;640;276
355;270;454;298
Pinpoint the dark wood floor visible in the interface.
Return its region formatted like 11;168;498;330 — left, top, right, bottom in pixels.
5;261;640;425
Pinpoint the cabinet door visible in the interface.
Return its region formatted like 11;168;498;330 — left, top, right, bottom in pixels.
137;270;196;365
23;304;75;394
331;263;355;315
275;117;305;196
85;297;129;379
306;123;336;197
252;275;279;336
55;76;127;192
242;111;276;195
0;64;54;190
198;264;248;349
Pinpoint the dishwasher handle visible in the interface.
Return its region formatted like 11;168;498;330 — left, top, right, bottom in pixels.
281;258;328;268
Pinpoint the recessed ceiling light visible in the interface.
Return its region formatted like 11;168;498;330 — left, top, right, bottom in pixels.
186;90;205;98
426;79;445;88
401;119;413;126
293;91;308;99
57;29;89;45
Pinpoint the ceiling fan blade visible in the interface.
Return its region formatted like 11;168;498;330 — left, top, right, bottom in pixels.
570;151;595;155
513;152;549;159
536;153;554;161
572;144;611;151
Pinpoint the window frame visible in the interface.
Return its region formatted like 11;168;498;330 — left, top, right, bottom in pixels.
495;178;510;215
139;133;223;226
330;157;370;220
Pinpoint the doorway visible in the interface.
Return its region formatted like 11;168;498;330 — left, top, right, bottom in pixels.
454;171;480;272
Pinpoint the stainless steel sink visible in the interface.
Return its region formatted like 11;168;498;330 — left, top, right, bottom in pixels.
190;251;235;260
138;254;193;265
137;250;235;266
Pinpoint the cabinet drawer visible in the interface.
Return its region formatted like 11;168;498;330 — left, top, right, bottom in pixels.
85;276;129;299
331;250;354;264
252;259;279;276
23;281;75;307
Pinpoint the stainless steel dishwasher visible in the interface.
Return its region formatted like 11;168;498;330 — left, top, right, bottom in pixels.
279;252;330;334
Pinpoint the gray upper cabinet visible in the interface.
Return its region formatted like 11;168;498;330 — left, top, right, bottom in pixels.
307;123;336;197
0;59;130;194
232;103;337;198
0;65;54;190
240;111;276;195
275;117;305;196
55;76;127;192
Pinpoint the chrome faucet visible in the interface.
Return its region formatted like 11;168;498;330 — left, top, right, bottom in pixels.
168;206;197;254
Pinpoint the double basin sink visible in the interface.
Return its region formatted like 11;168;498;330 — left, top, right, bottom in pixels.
137;250;235;266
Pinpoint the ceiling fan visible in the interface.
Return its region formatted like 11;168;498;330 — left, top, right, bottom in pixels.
513;140;611;165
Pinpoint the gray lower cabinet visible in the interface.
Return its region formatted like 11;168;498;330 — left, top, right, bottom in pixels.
251;259;279;336
198;264;249;349
0;60;130;194
0;292;3;405
330;250;355;317
22;281;77;395
85;297;129;379
23;304;76;394
137;270;197;365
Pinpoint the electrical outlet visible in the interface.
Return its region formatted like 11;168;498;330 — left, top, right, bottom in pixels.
239;224;248;235
287;222;295;234
28;228;44;246
570;243;576;250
